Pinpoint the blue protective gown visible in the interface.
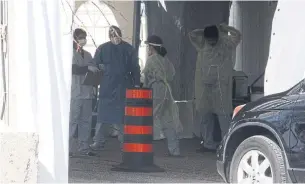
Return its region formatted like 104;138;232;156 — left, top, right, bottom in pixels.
92;41;140;124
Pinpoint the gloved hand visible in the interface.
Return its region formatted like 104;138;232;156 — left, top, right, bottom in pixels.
219;23;230;33
189;29;205;36
219;23;227;27
88;65;100;73
98;64;105;71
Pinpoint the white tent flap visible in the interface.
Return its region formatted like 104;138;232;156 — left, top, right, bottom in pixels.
8;0;73;182
158;0;167;12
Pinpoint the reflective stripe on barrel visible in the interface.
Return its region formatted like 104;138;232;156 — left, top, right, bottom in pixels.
123;143;153;153
126;89;152;99
125;107;152;117
124;125;153;135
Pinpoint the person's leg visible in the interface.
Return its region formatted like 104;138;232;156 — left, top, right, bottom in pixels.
162;122;181;156
217;114;231;138
153;117;165;141
116;123;124;151
196;112;218;153
91;122;110;150
69;99;81;155
196;84;217;152
212;114;222;143
91;99;110;150
78;99;96;156
202;113;218;150
216;79;232;139
110;124;119;137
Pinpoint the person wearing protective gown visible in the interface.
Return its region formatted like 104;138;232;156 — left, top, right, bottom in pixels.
143;35;183;157
189;24;241;152
89;26;141;150
69;28;97;157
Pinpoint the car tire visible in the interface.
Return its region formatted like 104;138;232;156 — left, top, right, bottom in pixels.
229;135;287;183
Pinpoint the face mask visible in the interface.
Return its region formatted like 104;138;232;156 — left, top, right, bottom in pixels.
111;37;121;45
77;39;87;47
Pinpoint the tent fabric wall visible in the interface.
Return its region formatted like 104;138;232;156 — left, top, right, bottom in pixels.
0;1;8;126
146;1;184;100
146;1;230;101
146;1;279;137
180;1;230;101
146;1;230;138
265;0;305;95
7;0;73;182
146;1;278;97
230;1;277;87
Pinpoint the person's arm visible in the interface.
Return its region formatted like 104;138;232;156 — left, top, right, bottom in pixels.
130;48;141;87
165;58;175;82
72;64;88;75
142;60;155;88
72;52;89;75
93;46;101;65
88;45;103;67
219;24;242;47
88;45;103;72
189;29;205;50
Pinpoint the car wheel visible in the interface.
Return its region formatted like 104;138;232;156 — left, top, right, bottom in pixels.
229;135;287;184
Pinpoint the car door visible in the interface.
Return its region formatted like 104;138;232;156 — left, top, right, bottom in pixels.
290;81;305;182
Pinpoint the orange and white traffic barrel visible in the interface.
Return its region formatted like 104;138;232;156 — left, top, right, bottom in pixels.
111;88;164;172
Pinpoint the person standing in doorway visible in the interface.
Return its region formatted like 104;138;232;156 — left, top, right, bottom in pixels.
69;28;99;157
89;25;141;150
189;24;241;153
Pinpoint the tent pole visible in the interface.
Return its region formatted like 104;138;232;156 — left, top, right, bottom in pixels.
132;0;141;52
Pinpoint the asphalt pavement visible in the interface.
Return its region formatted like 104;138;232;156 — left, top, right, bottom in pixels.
69;138;223;183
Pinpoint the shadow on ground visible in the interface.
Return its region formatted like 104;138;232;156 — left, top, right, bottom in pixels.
69;138;223;183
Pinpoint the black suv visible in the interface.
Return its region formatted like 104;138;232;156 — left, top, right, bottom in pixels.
217;79;305;183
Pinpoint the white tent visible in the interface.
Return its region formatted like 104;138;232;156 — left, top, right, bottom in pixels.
264;0;305;95
2;0;74;182
1;0;305;183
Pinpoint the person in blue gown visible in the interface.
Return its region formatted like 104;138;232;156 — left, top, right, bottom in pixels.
89;26;141;150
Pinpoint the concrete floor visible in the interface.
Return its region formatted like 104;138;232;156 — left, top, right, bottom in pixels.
69;138;223;183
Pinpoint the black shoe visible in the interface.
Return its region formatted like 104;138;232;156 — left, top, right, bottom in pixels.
80;151;97;157
196;147;216;153
89;143;105;151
